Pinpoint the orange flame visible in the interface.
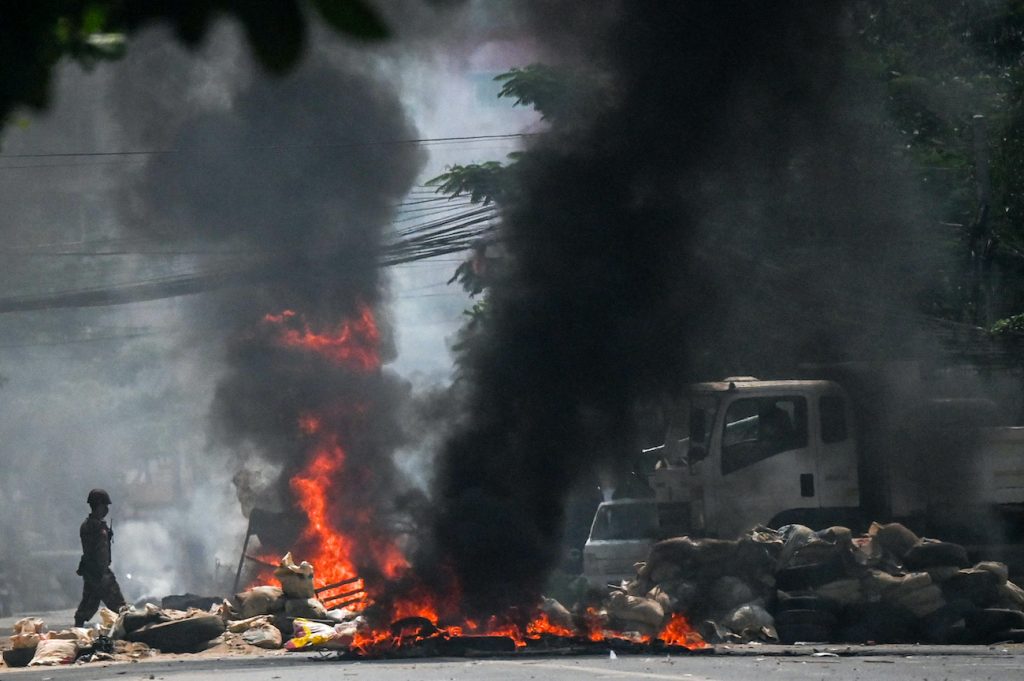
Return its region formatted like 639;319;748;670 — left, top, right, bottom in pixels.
247;303;707;653
658;613;707;648
263;303;380;371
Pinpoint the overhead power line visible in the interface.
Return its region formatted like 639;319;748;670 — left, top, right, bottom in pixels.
0;133;536;162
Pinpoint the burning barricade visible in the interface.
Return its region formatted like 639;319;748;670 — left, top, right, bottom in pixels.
225;552;706;657
616;522;1024;645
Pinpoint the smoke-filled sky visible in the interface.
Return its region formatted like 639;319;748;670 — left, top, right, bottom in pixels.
0;1;539;607
0;0;1013;616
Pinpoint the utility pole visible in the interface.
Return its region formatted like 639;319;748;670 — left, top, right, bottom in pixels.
970;114;996;328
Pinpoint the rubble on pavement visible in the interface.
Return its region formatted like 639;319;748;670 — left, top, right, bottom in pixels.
613;521;1024;645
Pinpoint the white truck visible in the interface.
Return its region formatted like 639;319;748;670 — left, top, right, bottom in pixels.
583;374;1024;587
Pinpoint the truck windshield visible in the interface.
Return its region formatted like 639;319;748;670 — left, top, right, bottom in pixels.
589;502;689;541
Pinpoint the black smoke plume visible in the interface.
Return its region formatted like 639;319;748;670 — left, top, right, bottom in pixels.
429;2;939;613
119;42;427;573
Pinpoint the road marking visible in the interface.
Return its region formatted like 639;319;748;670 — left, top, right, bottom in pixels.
479;659;719;680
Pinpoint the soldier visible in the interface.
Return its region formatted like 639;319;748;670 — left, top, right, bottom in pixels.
74;488;126;627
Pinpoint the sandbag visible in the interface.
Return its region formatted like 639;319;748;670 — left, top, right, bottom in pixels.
723;604;777;642
235;586;285;619
708;576;755;613
11;616;45;649
607;591;665;628
540;597;574;631
974;562;1009;585
273;552;316;600
868;522;919;560
241;622;283;649
813;578;862;606
903;541;970;570
657;579;700;612
28;639;77;666
894;584;945;617
228;615;274;633
996;581;1024;610
925;566;961;583
284;597;329;620
646;585;675;614
861;568;903;599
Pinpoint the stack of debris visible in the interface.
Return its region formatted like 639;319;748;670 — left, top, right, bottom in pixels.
615;522;1024;644
1;613;151;667
226;552;366;651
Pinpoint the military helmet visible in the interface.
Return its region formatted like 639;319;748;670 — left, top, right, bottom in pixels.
87;488;112;506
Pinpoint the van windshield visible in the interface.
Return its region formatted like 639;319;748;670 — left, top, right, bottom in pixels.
589;502;689;541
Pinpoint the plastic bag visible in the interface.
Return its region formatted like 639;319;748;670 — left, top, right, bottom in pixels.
284;618;355;651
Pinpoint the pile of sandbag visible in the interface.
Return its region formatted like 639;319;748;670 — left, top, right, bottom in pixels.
609;527;779;642
226;553;362;651
2;616;113;667
769;522;1024;643
619;521;1024;644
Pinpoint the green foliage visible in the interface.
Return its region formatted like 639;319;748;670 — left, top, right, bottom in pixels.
849;0;1024;326
0;1;388;126
494;63;604;122
450;298;489;358
426;160;507;205
991;312;1024;336
447;255;488;296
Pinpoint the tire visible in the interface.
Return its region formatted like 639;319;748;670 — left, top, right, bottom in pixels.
775;608;838;629
126;614;226;653
988;628;1024;644
775;555;847;591
776;622;832;644
776;594;834;613
965;608;1024;634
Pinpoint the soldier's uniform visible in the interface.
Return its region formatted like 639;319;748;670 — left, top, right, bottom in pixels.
74;490;126;627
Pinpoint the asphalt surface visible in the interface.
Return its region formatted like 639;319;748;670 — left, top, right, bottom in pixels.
3;645;1024;680
4;610;1024;680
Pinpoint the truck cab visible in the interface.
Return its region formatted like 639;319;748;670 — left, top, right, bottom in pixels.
650;377;860;538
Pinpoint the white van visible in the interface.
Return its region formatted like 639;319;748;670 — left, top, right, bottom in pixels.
582;499;690;588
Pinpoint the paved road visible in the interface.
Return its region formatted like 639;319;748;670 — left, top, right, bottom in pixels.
4;647;1024;681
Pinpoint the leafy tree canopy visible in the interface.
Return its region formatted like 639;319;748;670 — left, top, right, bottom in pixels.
0;0;388;126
